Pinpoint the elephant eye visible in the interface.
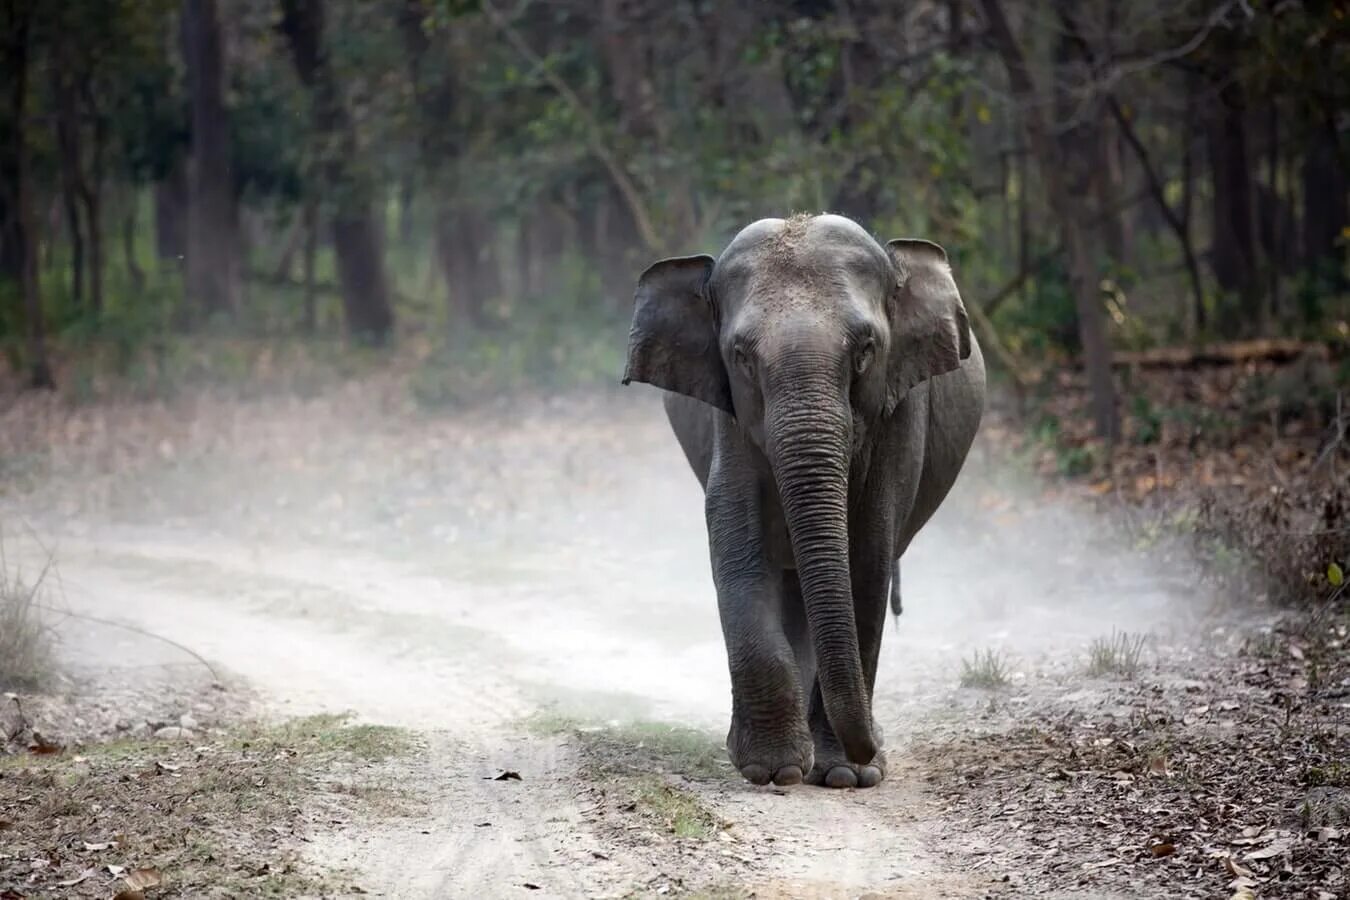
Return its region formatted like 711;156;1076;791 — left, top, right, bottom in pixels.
854;336;876;375
732;342;754;376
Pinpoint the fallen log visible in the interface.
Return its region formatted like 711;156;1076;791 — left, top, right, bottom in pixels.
1112;339;1330;369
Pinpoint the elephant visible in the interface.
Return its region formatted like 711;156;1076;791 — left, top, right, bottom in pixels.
621;213;985;789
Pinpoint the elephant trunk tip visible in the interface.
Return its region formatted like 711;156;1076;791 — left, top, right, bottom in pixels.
835;716;877;766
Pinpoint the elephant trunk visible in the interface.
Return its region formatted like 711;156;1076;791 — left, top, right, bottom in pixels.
766;380;876;765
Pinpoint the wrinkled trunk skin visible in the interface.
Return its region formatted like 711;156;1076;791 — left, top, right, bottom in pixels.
765;382;875;764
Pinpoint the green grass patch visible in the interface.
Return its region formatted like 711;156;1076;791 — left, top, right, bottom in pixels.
630;775;722;839
243;712;416;761
526;712;729;779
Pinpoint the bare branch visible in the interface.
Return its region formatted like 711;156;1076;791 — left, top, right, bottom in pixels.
479;0;663;254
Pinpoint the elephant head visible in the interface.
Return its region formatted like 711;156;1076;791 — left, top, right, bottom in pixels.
622;214;971;764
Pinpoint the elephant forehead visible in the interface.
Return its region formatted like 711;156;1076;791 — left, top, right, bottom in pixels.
718;215;890;288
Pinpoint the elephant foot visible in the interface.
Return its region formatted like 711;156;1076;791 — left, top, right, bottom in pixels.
726;716;813;787
805;755;886;788
806;724;887;789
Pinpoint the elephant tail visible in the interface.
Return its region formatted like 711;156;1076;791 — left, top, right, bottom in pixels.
888;560;902;619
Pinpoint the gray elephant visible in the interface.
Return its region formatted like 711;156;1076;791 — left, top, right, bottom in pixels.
622;213;985;789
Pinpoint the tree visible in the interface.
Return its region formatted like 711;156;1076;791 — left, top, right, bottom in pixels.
279;0;395;342
1;0;53;387
979;0;1119;443
182;0;241;320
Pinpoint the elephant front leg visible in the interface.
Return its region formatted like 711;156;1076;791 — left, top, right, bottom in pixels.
707;485;813;786
804;547;893;788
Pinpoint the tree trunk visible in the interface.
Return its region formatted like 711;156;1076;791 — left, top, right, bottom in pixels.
182;0;240;320
280;0;394;342
302;195;318;334
434;204;494;329
981;0;1118;443
80;92;105;316
53;63;86;310
1204;77;1259;335
1104;93;1206;340
123;197;145;294
1302;123;1347;290
154;156;188;263
1181;80;1203;335
2;1;53;388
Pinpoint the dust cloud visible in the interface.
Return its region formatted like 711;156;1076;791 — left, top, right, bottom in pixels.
4;382;1222;739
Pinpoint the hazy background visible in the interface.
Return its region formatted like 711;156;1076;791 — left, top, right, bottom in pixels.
0;0;1345;421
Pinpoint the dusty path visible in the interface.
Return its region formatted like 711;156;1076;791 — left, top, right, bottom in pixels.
2;386;1277;898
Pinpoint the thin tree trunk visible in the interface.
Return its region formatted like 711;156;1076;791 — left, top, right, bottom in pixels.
81;93;105;316
302;195;318;334
1267;102;1281;328
1204;76;1259;335
981;0;1118;443
1301;123;1347;291
54;64;86;310
270;210;306;281
1104;94;1205;339
123;197;145;294
279;0;394;342
4;1;54;387
182;0;240;319
1181;83;1203;336
1018;141;1030;306
154;156;187;263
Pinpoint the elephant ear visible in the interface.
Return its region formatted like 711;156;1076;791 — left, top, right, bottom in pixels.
883;239;972;412
622;254;733;415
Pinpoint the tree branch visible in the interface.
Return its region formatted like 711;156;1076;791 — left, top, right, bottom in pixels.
479;0;663;254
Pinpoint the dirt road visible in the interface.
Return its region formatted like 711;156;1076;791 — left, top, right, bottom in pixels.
5;385;1330;898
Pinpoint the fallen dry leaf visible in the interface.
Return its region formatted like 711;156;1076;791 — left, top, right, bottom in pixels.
27;732;63;756
56;869;96;887
1082;858;1122;870
82;841;115;851
124;867;162;890
1224;856;1255;879
1245;839;1292;860
112;892;145;900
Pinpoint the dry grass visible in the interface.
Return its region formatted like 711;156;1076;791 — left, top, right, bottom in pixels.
960;648;1010;689
0;539;55;691
0;714;419;898
1086;630;1148;678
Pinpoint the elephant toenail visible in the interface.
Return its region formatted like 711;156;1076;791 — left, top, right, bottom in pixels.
858;765;883;787
772;765;803;786
824;766;858;789
740;764;772;785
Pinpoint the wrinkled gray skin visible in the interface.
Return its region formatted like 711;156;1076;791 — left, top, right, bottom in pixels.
623;214;985;789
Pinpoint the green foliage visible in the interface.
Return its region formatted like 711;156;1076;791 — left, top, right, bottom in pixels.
1130;394;1162;445
3;0;1347;402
